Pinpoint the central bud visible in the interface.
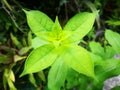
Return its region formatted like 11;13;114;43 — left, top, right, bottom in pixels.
53;39;61;47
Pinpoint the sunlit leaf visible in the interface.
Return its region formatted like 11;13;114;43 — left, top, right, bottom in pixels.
61;45;96;78
23;9;54;41
49;16;63;41
32;37;50;49
62;11;98;44
9;70;15;82
20;44;58;77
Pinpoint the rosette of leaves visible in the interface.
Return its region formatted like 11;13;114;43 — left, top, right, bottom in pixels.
20;9;98;90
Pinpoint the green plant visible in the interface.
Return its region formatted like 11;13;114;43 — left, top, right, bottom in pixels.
20;9;98;90
67;29;120;90
83;29;120;90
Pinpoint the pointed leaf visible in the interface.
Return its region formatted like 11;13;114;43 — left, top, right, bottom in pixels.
20;44;58;77
105;29;120;54
23;10;54;41
48;57;68;90
61;45;95;78
62;11;98;44
49;16;63;41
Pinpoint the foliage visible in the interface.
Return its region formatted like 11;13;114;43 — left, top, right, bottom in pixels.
20;9;97;90
0;0;120;90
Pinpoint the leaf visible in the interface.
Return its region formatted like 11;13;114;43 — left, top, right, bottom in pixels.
89;52;103;66
62;11;98;44
18;46;31;55
98;59;120;74
20;44;58;77
14;55;26;62
48;57;68;90
7;78;17;90
10;33;22;49
27;31;32;46
23;9;54;41
95;59;120;83
0;54;8;64
66;68;80;89
29;74;37;87
9;70;15;82
106;20;120;26
32;37;50;49
61;45;96;79
49;16;63;41
4;69;17;90
105;29;120;54
89;41;105;58
37;71;46;82
104;46;115;59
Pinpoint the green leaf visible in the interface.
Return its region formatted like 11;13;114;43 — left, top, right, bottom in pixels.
10;33;22;49
0;54;8;64
105;29;120;54
62;11;98;44
66;68;80;89
106;20;120;26
48;57;68;90
99;59;120;74
23;9;54;41
61;45;96;79
49;16;63;41
20;44;58;77
7;78;17;90
89;41;105;58
32;37;50;49
89;53;103;66
29;74;37;87
104;46;115;59
18;46;31;55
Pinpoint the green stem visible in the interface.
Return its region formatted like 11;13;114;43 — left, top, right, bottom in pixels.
84;1;101;29
2;0;13;11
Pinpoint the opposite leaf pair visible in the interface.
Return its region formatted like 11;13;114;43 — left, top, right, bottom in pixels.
20;9;98;89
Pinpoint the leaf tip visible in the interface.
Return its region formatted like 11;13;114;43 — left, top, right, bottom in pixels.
19;70;27;78
55;16;59;22
22;9;28;14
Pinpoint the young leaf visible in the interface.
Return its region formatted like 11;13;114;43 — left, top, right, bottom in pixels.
20;44;58;77
49;16;63;41
61;45;96;79
23;9;54;41
48;57;68;90
105;29;120;54
62;11;98;44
